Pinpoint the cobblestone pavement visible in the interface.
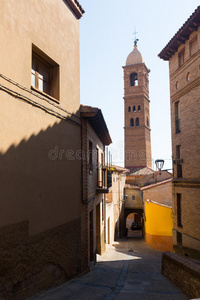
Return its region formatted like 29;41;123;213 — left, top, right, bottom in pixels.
30;231;189;300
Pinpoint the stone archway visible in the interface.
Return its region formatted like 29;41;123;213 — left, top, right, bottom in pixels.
124;208;144;237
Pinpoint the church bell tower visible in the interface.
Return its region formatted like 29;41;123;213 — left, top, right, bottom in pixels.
123;41;152;172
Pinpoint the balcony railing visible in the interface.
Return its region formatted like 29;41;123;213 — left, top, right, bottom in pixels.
175;119;181;134
97;166;112;193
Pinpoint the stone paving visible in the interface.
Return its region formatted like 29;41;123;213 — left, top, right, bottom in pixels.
30;231;189;300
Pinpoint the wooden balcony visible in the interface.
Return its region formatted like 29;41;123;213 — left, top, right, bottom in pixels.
96;167;112;193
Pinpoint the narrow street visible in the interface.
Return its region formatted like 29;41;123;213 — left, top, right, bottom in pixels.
30;231;189;300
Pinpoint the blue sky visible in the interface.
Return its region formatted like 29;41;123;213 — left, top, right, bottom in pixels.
80;1;199;170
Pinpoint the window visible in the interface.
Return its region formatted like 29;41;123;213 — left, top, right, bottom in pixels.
133;106;136;112
130;118;134;127
130;73;138;86
190;36;198;57
128;106;131;112
136;117;139;126
132;195;135;200
175;101;181;133
177;231;182;245
31;46;59;100
176;145;182;178
178;49;185;67
89;140;93;173
146;116;149;127
186;72;191;82
177;193;182;227
138;105;141;112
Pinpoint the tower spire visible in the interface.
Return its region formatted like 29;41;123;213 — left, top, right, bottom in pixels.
133;28;139;46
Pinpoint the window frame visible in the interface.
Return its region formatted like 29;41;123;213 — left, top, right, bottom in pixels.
178;48;185;67
177;193;182;227
130;118;134;127
136;117;139;126
190;35;198;57
89;140;93;174
31;46;59;102
130;73;138;86
175;101;181;134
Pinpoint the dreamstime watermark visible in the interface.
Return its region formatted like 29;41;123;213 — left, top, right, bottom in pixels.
48;145;149;163
48;146;86;161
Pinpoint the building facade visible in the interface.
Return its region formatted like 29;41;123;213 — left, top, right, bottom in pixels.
123;42;152;172
159;6;200;258
0;0;84;298
80;105;112;272
106;165;128;243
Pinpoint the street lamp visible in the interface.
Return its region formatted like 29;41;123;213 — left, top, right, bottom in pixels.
155;159;164;173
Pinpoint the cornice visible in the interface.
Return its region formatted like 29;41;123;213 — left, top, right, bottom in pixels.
171;76;200;102
173;178;200;187
124;94;150;102
64;0;85;19
122;63;150;73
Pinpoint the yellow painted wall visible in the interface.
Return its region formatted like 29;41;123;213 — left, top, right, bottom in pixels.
144;200;173;251
145;200;173;236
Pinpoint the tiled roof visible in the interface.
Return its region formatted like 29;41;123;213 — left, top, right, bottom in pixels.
131;167;154;176
80;105;112;145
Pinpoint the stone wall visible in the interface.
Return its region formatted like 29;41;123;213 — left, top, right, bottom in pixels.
162;252;200;299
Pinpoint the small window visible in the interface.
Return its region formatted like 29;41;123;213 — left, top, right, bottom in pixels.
130;73;138;86
132;195;135;200
133;106;136;112
136;117;139;126
178;49;185;67
146;116;149;127
176;145;182;178
177;193;182;227
128;106;131;112
190;36;198;57
175;102;181;133
138;105;141;112
31;46;59;100
177;231;182;245
130;118;134;127
186;72;191;82
89;140;93;173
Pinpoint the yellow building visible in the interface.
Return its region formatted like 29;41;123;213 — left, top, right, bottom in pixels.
142;179;173;251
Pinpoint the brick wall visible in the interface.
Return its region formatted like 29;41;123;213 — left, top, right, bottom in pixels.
168;24;200;258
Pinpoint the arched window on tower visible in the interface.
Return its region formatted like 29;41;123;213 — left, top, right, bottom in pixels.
128;106;131;112
133;105;136;112
136;117;139;126
146;116;149;127
130;73;138;86
130;118;134;127
138;105;141;112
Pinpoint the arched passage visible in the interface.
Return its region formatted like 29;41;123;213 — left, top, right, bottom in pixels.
124;209;144;238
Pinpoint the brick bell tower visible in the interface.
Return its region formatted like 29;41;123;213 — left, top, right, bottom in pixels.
123;40;152;172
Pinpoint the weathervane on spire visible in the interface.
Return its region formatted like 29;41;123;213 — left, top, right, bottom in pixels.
133;28;139;46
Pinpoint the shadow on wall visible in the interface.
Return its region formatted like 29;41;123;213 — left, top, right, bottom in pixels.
0;111;83;299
